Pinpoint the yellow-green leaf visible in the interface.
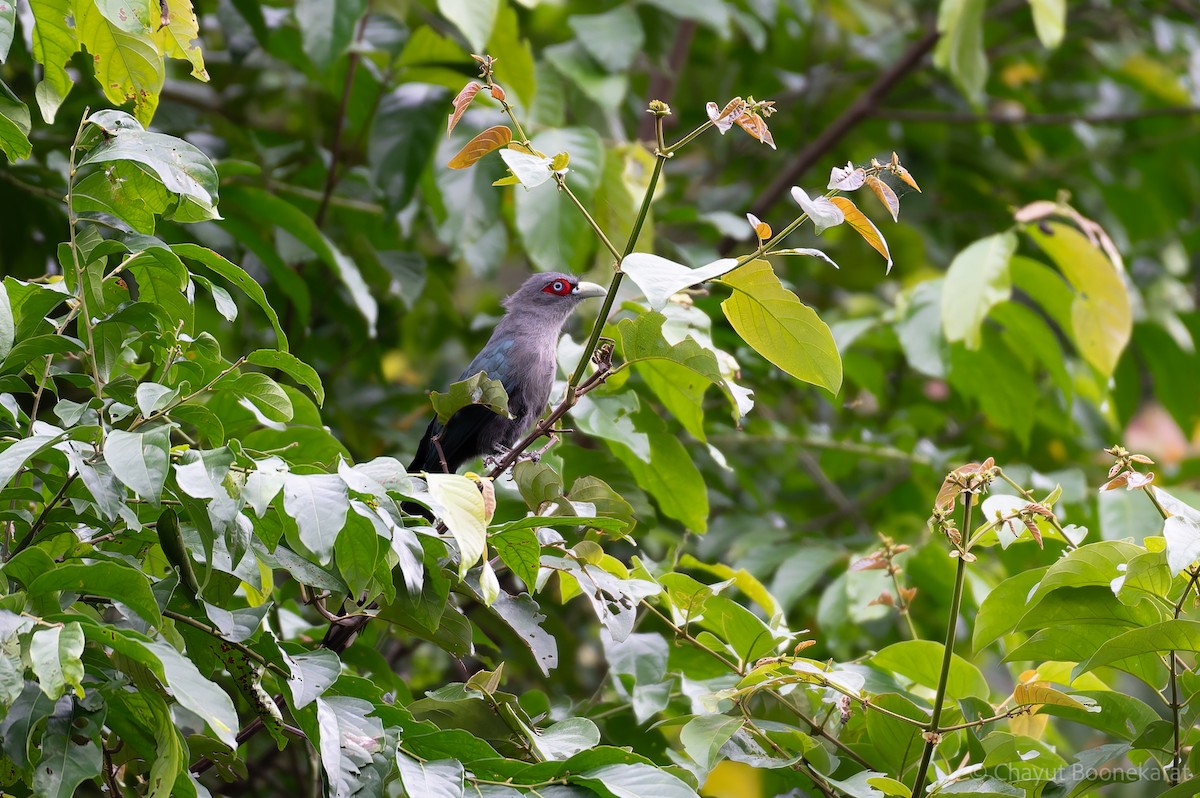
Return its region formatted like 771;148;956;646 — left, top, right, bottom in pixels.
78;2;164;125
941;231;1017;349
1026;221;1131;377
30;0;78;122
153;0;208;81
718;259;841;394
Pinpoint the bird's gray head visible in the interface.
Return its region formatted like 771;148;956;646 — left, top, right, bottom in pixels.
501;272;606;323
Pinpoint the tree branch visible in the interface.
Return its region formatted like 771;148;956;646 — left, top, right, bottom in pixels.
314;10;371;228
873;105;1200;126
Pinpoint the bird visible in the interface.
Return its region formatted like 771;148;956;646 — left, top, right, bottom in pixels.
406;271;606;494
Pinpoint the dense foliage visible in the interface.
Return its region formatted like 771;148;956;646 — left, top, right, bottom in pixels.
3;1;1200;797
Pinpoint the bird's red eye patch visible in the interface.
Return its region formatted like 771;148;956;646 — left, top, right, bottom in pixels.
542;279;573;296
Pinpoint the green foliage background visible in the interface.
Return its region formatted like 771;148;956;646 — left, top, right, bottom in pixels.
2;0;1200;796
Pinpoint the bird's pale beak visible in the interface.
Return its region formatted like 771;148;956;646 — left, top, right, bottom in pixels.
573;281;607;299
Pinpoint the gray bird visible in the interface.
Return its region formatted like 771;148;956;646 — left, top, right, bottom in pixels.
408;272;606;477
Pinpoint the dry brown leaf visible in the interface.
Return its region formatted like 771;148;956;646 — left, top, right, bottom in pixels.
830;197;892;273
734;112;776;149
448;81;484;136
865;175;900;222
447;125;513;169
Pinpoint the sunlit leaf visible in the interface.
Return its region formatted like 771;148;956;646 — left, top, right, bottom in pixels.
499;148;555;188
734;110;775;149
830;196;892;272
790;186;843;233
706;97;746;134
718;259;841;394
828;162;865;191
940;231;1017;349
865;175;900;222
153;0;208;80
447;125;513;169
621;253;738;311
77;3;164;125
1028;0;1066;49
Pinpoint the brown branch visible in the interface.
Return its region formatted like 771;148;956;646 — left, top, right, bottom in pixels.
730;23;940;239
314;11;371;228
637;20;697;141
874;105;1200;126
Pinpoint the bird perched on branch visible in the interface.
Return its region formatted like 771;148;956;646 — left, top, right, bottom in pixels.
408;272;606;478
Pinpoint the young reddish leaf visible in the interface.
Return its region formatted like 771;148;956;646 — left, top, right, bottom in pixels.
490;84;506;102
706;97;746;133
447;125;513;169
448;81;484;135
746;212;771;240
865;175;900;222
734;111;776;149
830;196;893;273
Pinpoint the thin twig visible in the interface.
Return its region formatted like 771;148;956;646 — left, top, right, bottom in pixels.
314;10;371;228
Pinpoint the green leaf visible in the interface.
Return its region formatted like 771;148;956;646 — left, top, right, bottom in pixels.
104;425;171;503
0;433;63;489
865;693;928;778
1026;221;1132;377
489;591;557;676
680;715;743;772
719;259;842;394
228;372;293;422
940;231;1017;349
172;243;288;351
72;161;173;234
872;640;990;700
95;0;152;34
545;42;628;112
1078;620;1200;680
28;623;85;700
286;649;340;709
282;473;349;563
425;473;486;577
490;525;540;587
1006;624;1167;688
82;110;216;206
1027;541;1143;606
369;83;446;212
29;560;163;626
619;311;744;436
295;0;367;72
334;508;378;597
318;697;384;797
0;0;14;62
1028;0;1066;48
220;187;377;335
607;407;708;532
572;763;701;798
514;127;603;273
933;0;988;103
531;717;601;761
76;7;163;125
568;5;644;73
485;4;535;109
29;0;78;122
621;253;739;311
437;0;498;52
396;750;465;798
0;79;31;162
0;280;12;361
146;638;239;749
429;371;511;426
31;700;102;798
245;350;324;406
